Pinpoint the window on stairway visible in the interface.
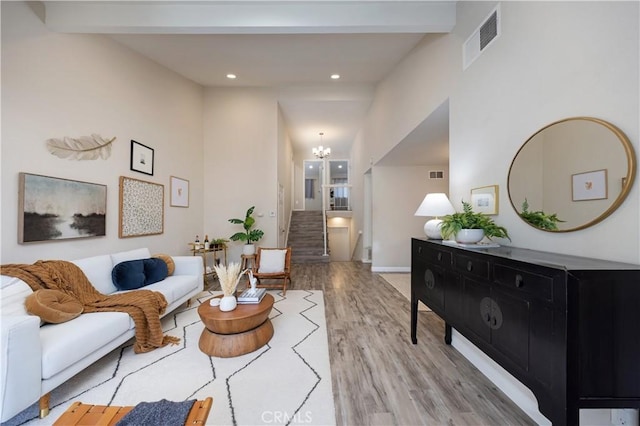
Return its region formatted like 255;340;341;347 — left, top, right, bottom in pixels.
332;178;348;198
329;159;350;211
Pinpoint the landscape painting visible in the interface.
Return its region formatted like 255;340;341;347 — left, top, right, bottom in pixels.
19;173;107;243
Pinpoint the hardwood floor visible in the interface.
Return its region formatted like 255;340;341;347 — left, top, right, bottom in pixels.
289;261;535;426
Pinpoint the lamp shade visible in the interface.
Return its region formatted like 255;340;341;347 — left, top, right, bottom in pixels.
415;193;455;239
414;193;455;217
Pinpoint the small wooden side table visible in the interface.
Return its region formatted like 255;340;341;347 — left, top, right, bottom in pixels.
197;294;274;358
240;254;256;271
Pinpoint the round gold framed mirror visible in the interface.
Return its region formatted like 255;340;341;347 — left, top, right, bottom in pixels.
507;117;636;232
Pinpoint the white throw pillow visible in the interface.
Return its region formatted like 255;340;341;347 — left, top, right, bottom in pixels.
110;248;151;266
73;254;118;295
258;250;287;273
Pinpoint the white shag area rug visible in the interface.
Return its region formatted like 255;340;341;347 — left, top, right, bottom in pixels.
6;290;335;426
379;273;430;312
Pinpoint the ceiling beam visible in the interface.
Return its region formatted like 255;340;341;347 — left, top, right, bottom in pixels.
44;1;456;34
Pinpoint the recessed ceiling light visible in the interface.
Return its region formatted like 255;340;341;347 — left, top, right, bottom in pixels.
309;165;313;169
226;74;237;79
338;165;342;168
330;74;340;80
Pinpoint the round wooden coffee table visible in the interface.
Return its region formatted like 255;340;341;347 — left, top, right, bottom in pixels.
197;293;274;358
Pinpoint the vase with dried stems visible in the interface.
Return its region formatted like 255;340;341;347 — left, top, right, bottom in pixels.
213;262;246;312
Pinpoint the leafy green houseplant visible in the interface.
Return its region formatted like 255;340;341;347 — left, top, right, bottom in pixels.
519;199;564;231
440;201;510;242
229;206;264;255
210;238;229;249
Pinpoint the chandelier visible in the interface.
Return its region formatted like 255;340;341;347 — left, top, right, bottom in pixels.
312;132;331;159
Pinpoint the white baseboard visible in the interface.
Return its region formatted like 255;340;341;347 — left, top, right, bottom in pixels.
371;266;411;273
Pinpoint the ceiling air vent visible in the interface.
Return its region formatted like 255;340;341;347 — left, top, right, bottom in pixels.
429;171;444;179
463;4;501;70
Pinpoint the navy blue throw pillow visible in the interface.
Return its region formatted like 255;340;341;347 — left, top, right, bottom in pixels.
112;259;146;291
143;258;169;285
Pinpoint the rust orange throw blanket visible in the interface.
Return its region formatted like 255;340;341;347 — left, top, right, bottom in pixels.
2;260;180;353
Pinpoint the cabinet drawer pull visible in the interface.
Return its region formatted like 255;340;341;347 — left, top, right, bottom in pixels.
515;274;524;288
467;261;473;272
418;246;422;254
437;252;442;261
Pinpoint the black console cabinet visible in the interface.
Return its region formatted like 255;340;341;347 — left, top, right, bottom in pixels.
410;238;640;425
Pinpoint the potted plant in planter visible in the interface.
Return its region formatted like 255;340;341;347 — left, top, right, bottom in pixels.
209;238;229;250
440;201;510;243
229;206;264;255
519;199;564;231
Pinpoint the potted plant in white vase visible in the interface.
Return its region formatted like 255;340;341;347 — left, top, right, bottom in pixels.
229;206;264;255
440;201;510;244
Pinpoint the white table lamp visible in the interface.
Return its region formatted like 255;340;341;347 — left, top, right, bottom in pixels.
414;193;456;239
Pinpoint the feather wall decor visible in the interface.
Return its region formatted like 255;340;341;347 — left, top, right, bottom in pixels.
45;134;116;160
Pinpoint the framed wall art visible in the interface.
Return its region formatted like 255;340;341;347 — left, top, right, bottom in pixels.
119;176;164;238
130;140;154;175
572;169;607;201
170;176;189;207
470;185;499;215
18;172;106;243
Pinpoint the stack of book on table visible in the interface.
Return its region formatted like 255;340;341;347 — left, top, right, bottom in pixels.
237;288;267;304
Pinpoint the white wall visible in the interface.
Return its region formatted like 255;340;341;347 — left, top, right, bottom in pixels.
1;2;204;263
202;87;280;263
371;165;449;271
327;217;351;261
277;105;293;246
450;1;639;263
349;131;368;260
350;32;459;263
351;1;639;265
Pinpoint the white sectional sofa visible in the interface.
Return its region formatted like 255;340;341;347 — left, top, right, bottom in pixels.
0;248;203;422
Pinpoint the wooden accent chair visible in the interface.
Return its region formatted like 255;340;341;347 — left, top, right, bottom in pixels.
252;247;292;295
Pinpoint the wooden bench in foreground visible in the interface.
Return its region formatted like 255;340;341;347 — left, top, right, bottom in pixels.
52;397;213;425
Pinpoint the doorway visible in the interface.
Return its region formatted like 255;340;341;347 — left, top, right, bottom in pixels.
303;160;323;211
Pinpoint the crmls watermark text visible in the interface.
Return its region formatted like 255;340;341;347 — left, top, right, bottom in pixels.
261;410;313;424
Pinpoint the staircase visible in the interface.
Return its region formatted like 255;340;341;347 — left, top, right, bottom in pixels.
287;210;330;263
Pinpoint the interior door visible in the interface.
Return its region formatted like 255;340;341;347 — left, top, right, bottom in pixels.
303;160;323;211
328;227;350;261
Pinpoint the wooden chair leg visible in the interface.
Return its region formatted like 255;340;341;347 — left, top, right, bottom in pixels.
39;393;50;418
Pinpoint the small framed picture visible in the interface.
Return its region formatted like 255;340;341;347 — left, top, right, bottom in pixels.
572;169;607;201
130;140;154;176
470;185;499;215
170;176;189;207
